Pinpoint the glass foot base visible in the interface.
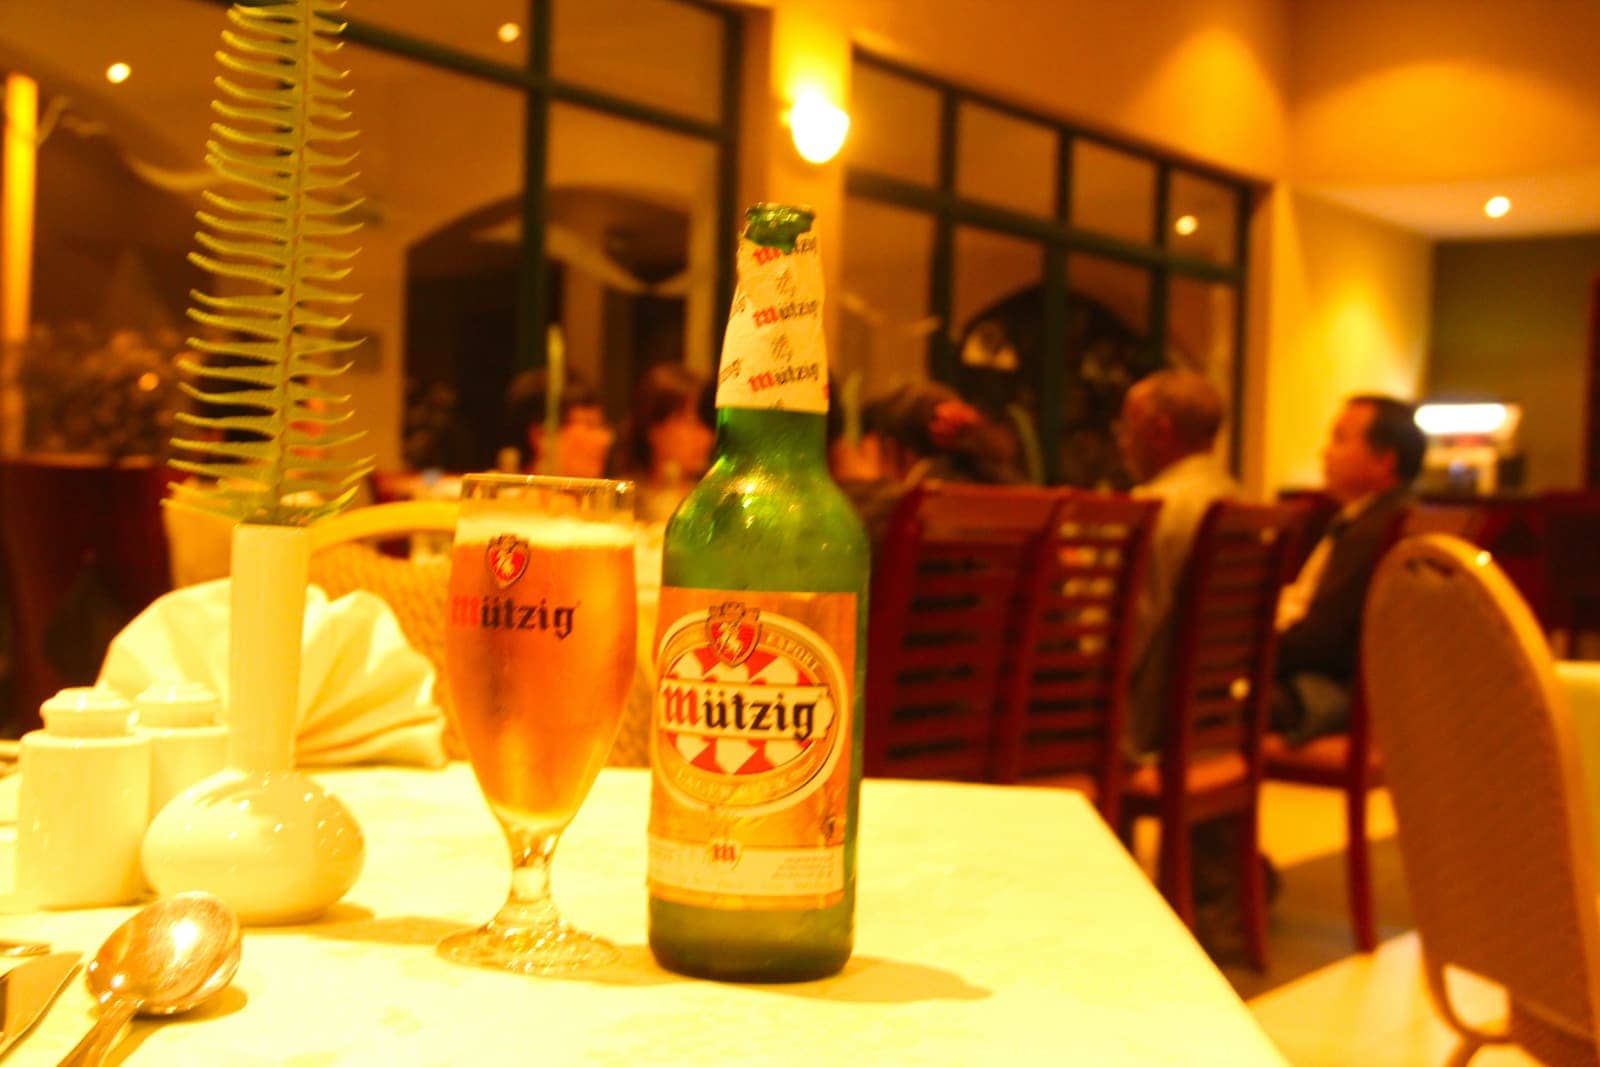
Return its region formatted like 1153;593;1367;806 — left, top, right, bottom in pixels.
438;919;619;976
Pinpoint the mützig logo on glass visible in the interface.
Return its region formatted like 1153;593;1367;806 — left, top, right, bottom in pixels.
446;532;577;638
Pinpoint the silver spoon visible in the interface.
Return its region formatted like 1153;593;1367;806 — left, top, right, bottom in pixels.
57;892;242;1067
0;938;51;957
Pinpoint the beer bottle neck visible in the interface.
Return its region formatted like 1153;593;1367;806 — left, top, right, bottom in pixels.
713;407;827;471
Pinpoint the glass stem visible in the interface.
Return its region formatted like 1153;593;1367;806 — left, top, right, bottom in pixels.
496;824;564;930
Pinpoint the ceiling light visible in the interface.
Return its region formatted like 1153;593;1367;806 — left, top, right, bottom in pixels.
105;62;131;85
1173;214;1198;237
497;22;521;44
788;91;850;165
1484;195;1511;219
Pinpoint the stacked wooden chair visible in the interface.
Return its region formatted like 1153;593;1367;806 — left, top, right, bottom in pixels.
992;493;1159;829
1123;500;1301;970
865;482;1058;780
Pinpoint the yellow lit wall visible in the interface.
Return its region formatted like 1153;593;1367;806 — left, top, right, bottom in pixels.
1291;0;1600;183
1252;188;1433;493
749;0;1291;181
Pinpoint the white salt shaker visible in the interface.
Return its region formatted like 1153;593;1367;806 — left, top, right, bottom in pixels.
16;687;150;908
134;681;227;820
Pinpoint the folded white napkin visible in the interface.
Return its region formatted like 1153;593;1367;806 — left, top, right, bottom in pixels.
98;580;448;768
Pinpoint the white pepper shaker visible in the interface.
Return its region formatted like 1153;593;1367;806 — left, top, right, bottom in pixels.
134;681;228;820
16;687;150;908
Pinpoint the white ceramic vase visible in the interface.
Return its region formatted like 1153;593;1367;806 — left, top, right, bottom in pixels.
142;522;365;925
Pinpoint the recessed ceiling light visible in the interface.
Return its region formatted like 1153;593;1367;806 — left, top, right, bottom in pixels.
1484;195;1511;219
105;62;131;85
497;22;521;44
1173;214;1198;236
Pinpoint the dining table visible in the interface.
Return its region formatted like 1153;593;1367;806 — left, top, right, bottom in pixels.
0;764;1288;1065
1554;662;1600;859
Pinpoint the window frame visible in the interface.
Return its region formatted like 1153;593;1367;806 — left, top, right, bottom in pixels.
194;0;744;377
846;48;1257;481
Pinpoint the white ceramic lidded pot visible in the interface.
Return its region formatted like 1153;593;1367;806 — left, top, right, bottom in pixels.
134;681;228;821
17;687;151;908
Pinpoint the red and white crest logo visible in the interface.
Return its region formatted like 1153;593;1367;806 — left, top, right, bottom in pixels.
706;602;759;667
485;534;530;589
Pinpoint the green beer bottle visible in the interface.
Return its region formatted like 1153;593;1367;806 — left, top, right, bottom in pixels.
647;204;869;981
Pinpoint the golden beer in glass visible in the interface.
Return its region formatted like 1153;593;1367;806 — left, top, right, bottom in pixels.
440;474;635;974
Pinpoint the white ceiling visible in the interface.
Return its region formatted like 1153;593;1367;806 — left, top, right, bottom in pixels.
1306;166;1600;241
5;0;1598;244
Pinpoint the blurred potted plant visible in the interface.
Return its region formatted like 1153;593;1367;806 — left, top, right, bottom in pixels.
19;323;185;459
141;0;373;925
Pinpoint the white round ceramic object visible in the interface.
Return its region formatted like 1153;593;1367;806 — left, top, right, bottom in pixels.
141;767;365;925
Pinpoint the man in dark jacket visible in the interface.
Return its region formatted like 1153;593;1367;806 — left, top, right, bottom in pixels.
1273;394;1426;744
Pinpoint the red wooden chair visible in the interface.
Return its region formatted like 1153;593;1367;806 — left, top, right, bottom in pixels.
1262;505;1411;952
0;456;176;732
1123;500;1301;970
864;481;1058;780
993;493;1159;829
1540;491;1600;657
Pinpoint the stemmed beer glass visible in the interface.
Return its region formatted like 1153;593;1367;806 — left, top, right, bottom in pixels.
439;474;636;974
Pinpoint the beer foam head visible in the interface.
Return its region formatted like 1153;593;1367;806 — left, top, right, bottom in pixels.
457;511;635;549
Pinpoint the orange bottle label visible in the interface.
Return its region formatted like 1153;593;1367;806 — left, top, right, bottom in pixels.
648;588;857;909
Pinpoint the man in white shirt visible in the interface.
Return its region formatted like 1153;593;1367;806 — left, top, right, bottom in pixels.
1271;395;1425;744
1118;370;1242;756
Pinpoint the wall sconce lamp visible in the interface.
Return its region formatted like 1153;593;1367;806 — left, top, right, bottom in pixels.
788;90;849;164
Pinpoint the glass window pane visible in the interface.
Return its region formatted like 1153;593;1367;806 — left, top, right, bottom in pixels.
552;0;724;124
1167;172;1239;267
546;101;720;424
1062;255;1157;488
1070;139;1156;246
347;0;531;67
340;43;527;471
951;227;1044;478
957;102;1056;217
840;197;936;403
1167;277;1239;457
848;62;940;186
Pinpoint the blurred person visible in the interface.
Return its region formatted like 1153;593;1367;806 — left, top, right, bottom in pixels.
829;380;1020;547
825;371;881;484
1272;394;1425;745
502;369;614;479
1118;370;1241;757
865;380;1022;486
1118;370;1264;958
618;362;714;522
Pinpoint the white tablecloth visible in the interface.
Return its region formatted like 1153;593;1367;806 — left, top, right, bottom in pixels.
1556;662;1600;860
0;767;1285;1066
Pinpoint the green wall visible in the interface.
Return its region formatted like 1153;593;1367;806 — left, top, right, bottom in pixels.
1428;235;1600;491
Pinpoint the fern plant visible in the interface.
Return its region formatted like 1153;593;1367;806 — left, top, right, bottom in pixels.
169;0;371;526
